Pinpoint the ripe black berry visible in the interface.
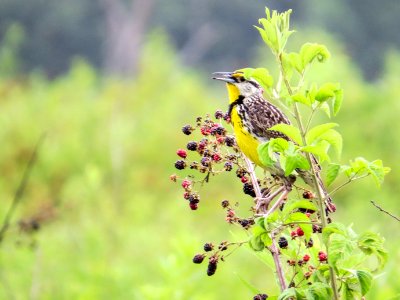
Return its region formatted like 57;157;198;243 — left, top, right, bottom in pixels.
182;125;193;135
175;160;186;170
278;237;288;249
239;219;250;228
221;200;230;208
201;157;211;167
207;257;218;276
225;136;235;147
224;162;233;171
211;125;226;136
302;191;314;199
186;141;198;151
204;243;214;252
236;168;247;178
192;254;205;264
306;238;314;248
214;110;224;119
253;294;268;300
312;224;322;233
243;182;256;197
188;193;200;204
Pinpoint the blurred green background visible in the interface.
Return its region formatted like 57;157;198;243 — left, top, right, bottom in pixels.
0;0;399;299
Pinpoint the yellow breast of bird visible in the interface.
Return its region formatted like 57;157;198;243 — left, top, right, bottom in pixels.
230;107;263;167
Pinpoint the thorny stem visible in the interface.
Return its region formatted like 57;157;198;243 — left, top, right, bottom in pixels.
270;235;287;291
244;156;287;292
244;156;262;199
265;190;289;217
278;56;340;300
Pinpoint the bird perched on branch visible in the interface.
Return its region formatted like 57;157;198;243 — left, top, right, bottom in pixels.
213;71;334;211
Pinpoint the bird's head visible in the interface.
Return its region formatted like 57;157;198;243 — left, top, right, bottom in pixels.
212;71;263;100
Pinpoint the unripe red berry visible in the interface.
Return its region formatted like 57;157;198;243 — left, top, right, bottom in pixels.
290;231;297;238
318;251;327;262
189;202;198;210
303;254;310;262
212;153;221;161
241;176;248;183
176;149;187;158
296;227;304;237
181;179;191;189
200;127;211;136
183;192;190;200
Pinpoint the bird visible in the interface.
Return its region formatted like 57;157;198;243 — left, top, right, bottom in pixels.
212;71;334;211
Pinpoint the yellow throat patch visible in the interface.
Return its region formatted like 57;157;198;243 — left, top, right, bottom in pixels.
225;83;264;167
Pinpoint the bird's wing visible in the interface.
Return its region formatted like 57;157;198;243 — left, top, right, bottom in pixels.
244;95;291;141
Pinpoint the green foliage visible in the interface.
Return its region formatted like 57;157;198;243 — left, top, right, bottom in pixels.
240;67;274;90
255;8;294;55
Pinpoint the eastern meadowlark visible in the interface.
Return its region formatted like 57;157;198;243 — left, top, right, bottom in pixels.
213;71;334;210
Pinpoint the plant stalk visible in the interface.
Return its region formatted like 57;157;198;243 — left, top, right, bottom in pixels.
278;59;340;300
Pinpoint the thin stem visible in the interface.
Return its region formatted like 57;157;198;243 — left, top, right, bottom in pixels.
371;200;400;222
0;134;46;243
329;174;369;196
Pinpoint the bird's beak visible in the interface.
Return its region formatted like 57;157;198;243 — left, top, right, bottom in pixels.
212;72;236;83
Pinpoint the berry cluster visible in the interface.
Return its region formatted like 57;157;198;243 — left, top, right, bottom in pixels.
172;112;248;210
171;112;333;296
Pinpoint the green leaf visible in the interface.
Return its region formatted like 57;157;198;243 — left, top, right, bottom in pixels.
236;273;260;295
333;89;343;116
356;270;373;296
269;124;303;145
301;141;330;162
318;101;331;118
257;142;276;167
319;129;342;157
286;212;312;239
328;234;355;271
249;235;265;251
284;152;310;176
261;232;272;247
292;93;311;106
306;123;338;145
304;282;333;300
240;67;274;90
283;200;318;215
300;43;330;67
326;163;341;186
278;288;298;300
322;222;347;245
315;84;337;102
358;231;387;270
